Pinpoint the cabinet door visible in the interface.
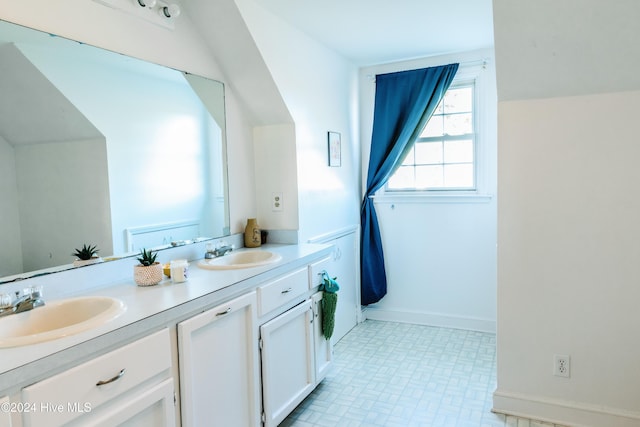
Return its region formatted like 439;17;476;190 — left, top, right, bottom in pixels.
260;300;315;427
177;291;260;427
311;291;333;382
329;232;359;342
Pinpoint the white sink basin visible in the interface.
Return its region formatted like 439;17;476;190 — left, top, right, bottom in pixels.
0;296;125;348
198;250;283;270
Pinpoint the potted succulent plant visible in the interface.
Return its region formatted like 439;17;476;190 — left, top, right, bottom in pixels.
72;244;102;267
133;248;163;286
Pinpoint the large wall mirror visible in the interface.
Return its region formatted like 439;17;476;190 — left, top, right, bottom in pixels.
0;19;230;283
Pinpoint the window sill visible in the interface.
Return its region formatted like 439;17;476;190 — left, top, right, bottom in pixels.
373;193;493;204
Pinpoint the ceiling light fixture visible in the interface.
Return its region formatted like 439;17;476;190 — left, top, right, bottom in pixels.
136;0;157;7
94;0;181;29
160;3;181;18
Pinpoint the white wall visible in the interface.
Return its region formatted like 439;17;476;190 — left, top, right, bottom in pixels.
493;1;640;425
230;0;362;339
359;50;498;332
495;91;640;426
234;0;361;243
253;124;299;232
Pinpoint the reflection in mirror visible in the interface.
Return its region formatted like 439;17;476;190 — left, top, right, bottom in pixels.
0;19;229;282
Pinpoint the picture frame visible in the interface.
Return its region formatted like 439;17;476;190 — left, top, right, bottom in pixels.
328;131;341;167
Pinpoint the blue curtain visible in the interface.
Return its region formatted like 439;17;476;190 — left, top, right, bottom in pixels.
360;64;459;305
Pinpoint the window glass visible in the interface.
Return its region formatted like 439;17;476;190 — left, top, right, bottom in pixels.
415;141;442;165
443;140;473;163
387;83;475;191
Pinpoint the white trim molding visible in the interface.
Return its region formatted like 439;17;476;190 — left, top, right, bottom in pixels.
363;306;496;334
306;224;359;244
493;389;640;427
373;193;493;205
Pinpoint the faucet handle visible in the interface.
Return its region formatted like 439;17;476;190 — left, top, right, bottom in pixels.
17;286;43;300
0;293;11;308
28;286;43;299
18;287;32;299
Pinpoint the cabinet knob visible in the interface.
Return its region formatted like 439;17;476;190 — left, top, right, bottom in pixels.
96;368;126;386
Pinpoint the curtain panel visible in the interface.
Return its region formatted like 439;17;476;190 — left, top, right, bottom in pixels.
360;63;459;305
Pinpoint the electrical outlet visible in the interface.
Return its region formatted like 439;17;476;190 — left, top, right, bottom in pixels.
554;354;571;378
272;192;283;212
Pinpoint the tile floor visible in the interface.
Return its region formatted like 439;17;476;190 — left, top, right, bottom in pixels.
280;320;505;427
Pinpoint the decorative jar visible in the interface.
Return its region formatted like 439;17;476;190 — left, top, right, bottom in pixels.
244;218;261;248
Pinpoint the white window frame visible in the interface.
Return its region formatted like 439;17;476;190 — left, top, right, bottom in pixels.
375;60;493;204
386;79;477;193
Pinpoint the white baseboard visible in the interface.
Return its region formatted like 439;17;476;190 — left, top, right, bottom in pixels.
493;389;640;427
362;306;496;333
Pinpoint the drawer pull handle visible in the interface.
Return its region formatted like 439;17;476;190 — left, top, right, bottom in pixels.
96;368;126;386
281;287;293;294
216;307;232;316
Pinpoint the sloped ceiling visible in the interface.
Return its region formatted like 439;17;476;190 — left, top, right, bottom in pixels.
493;0;640;101
251;0;495;66
182;0;495;126
0;43;101;145
184;0;293;126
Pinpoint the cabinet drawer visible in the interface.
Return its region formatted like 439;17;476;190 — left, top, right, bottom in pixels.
308;256;332;289
258;268;307;316
22;328;171;427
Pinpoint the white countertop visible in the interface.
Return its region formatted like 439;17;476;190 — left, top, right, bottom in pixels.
0;243;332;390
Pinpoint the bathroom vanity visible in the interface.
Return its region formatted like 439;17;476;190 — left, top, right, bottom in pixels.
0;243;333;427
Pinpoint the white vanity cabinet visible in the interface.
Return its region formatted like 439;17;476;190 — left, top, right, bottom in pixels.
260;299;315;427
0;246;336;427
20;329;175;427
258;261;334;427
177;291;261;427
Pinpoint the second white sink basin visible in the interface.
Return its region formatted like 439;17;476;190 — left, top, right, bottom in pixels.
198;250;282;270
0;296;126;348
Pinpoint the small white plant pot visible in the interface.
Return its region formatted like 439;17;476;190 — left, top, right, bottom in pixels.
134;263;163;286
73;257;103;267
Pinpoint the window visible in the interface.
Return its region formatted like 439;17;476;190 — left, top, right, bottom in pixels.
387;82;476;191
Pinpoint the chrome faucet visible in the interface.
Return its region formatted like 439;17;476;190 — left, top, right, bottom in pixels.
0;287;45;317
213;245;234;257
205;242;234;259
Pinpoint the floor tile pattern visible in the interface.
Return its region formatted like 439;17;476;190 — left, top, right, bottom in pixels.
281;320;505;427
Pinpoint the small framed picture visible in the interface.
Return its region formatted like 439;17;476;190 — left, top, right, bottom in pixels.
328;131;341;167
